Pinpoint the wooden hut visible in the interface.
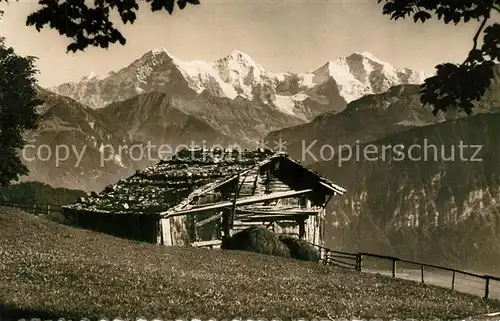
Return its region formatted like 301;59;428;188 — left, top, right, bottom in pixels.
62;148;346;247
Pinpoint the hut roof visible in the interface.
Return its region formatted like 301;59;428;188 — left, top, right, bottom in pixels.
63;148;345;215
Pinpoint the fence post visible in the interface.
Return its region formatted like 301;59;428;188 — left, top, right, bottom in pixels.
484;276;490;299
392;259;397;278
451;271;456;290
47;204;50;215
421;264;424;284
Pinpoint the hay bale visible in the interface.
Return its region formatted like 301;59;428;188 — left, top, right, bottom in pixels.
278;235;320;262
221;227;290;258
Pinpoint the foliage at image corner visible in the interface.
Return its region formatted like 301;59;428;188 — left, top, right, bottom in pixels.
0;37;42;187
2;0;200;53
379;0;500;116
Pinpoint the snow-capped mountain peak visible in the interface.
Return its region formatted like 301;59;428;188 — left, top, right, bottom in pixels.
80;71;111;82
82;72;98;81
209;49;277;100
226;49;256;63
351;51;385;64
216;49;261;72
150;48;172;56
305;52;428;102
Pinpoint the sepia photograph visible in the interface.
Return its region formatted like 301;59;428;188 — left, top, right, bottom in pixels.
1;0;500;320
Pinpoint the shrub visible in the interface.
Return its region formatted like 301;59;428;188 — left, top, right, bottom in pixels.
278;235;320;262
0;181;86;205
221;227;290;258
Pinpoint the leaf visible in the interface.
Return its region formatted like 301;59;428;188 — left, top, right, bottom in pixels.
420;61;494;115
67;42;80;53
165;0;175;14
467;49;484;62
382;2;395;15
413;11;431;23
481;23;500;61
177;0;187;10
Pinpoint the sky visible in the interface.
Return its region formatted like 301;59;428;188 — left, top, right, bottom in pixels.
0;0;493;88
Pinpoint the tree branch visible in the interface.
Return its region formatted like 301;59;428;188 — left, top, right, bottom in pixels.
493;6;500;13
462;13;490;65
472;15;489;50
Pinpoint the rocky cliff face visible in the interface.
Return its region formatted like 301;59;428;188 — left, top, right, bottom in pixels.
23;88;263;192
311;112;500;273
21;89;154;192
96;91;247;149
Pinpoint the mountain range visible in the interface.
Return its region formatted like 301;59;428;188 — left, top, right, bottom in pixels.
22;87;246;192
265;65;500;164
21;87;143;192
49;49;428;143
29;49;430;191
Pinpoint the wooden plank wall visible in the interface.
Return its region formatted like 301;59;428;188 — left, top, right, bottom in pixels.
164;162;329;246
231;165;327;245
165;215;190;246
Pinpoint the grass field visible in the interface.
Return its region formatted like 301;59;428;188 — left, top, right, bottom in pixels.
1;207;500;321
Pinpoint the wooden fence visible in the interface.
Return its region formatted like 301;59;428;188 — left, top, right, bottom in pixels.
0;201;62;216
311;243;359;269
315;249;500;301
304;242;500;300
357;252;500;300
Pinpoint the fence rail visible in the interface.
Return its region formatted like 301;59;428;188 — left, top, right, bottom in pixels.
357;252;500;300
310;243;358;269
191;239;222;248
305;242;500;300
0;201;62;216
